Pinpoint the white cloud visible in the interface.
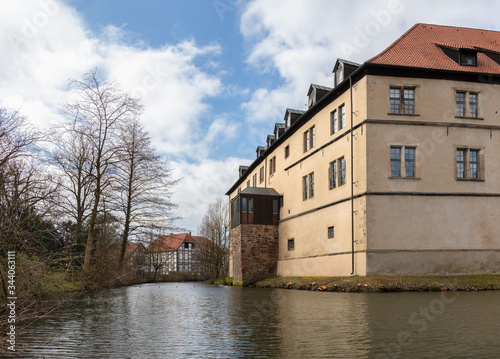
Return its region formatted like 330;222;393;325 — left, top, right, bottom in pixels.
99;39;224;158
0;0;241;232
239;0;500;131
170;157;249;232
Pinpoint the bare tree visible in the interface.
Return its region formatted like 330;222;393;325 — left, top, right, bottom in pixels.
0;109;57;254
0;109;38;169
197;197;229;281
142;223;174;282
0;109;60;299
113;119;178;269
62;69;142;273
47;124;94;249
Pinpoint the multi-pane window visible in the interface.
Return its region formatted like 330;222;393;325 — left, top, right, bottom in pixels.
252;173;257;187
390;146;416;178
269;156;276;175
309;172;314;198
456;91;479;118
403;88;415;114
470;150;479;179
329;157;346;189
303;175;308;200
339;157;346;186
390;87;415;114
302;172;314;200
469;93;478;117
331;104;346;134
287;238;295;251
304;126;315;152
330;109;337;134
329;160;337;189
259;166;264;183
456;92;466;117
405;148;415;177
340;104;346;129
456;149;466;179
390;147;401;177
327;226;335;239
390;88;401;113
456;148;481;180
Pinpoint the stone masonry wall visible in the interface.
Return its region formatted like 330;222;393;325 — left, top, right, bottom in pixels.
230;226;242;282
230;224;278;285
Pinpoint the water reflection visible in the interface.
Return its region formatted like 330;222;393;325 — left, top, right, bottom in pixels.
8;284;500;358
273;290;372;358
364;291;500;358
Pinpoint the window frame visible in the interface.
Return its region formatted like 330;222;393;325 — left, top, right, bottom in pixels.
339;104;346;130
287;238;295;251
302;172;314;200
404;147;416;178
302;175;308;201
331;103;346;134
269;156;276;176
339;157;346;186
329;160;337;190
329;157;346;189
389;86;416;115
460;51;478;67
455;147;484;181
303;125;315;152
456;90;480;118
330;109;338;135
309;172;314;198
304;130;310;152
327;226;335;239
389;145;418;179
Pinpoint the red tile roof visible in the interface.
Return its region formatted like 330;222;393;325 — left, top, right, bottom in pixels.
146;233;209;252
108;242;145;262
191;235;211;248
367;23;500;74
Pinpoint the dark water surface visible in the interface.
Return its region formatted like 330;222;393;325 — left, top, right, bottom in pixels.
7;282;500;358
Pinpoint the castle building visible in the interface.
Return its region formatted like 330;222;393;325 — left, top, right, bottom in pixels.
226;24;500;284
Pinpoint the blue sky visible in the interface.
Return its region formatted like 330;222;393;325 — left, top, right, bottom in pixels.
2;0;500;233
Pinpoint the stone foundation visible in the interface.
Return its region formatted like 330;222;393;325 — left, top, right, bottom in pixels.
230;224;278;285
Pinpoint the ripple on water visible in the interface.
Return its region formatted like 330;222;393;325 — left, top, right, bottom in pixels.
10;284;500;358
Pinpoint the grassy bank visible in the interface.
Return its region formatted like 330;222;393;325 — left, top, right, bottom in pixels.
254;275;500;292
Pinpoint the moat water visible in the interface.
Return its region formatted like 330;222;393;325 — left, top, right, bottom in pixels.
8;282;500;358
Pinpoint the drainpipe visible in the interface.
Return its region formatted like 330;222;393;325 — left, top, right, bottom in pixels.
264;157;268;188
350;75;355;275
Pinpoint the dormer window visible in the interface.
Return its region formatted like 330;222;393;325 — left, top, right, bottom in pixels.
332;59;360;88
438;45;478;67
308;89;315;108
335;62;344;86
460;51;477;66
266;135;275;148
284;109;305;130
285;113;291;129
256;146;265;158
274;123;285;140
